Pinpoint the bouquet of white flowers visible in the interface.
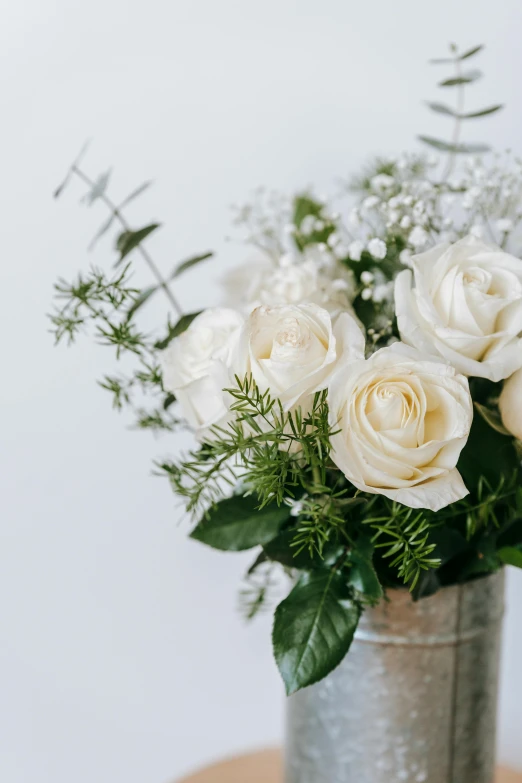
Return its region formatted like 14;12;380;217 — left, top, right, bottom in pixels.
51;43;522;696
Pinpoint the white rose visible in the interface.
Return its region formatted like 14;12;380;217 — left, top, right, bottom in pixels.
235;303;364;411
160;308;243;435
328;343;473;511
499;368;522;440
395;235;522;381
221;250;355;316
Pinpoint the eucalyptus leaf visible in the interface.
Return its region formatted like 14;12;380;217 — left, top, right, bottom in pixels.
119;181;153;209
273;570;360;695
429;57;455;65
474;402;511;437
53;139;91;199
190;495;290;551
426;102;458;117
126;285;159;319
418;135;490;154
463;104;504;119
154;311;202;350
425;103;503;120
459;44;484;61
439;69;482;87
82;170;111;206
170;252;213;280
115;223;161;265
498;546;522;569
88;213;116;251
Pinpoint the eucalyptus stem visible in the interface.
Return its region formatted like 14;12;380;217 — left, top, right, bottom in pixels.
71;166;183;317
442;55;465;181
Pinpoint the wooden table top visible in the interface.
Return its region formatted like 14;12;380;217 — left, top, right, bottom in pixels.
178;749;522;783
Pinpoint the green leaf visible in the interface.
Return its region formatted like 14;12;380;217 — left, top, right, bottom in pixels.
170;252;213;280
163;392;176;410
474;402;511;437
426;102;459;117
53;139;91;199
118;181;153;209
498;546;522;569
418;135;490;154
126;285;159;319
459;44;484;61
190;495;290;551
425;103;503;120
462;105;503;119
429;57;456;65
458;410;519;489
348;551;383;602
439;69;482;87
115;223;161;264
273;570;360;695
293;194;323;228
497;518;522;549
154;311;202;350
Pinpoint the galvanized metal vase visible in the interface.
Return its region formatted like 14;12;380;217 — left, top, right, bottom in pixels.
285;570;505;783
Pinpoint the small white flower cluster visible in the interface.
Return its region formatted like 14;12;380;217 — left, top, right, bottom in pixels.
226;153;522;350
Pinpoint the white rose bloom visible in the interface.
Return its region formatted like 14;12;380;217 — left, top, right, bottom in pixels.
235;303;363;411
222;250;355;316
499;368;522;440
329;343;473;511
160;308;244;436
395;235;522;381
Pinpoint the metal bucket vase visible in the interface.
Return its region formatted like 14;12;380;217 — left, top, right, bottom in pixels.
285;570;505;783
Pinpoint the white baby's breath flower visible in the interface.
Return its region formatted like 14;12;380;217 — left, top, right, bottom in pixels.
400;215;412;229
408;226;428;249
470;224;484;239
222;250;356;316
348;209;361;228
363;195;380;210
372;281;394;303
370;173;395;193
400;249;413;267
361;288;373;301
348;240;365;261
496;218;514;233
360;271;374;285
300;214;316;236
368;238;387;260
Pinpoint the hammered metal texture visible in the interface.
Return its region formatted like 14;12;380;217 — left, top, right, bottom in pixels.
285;570;505;783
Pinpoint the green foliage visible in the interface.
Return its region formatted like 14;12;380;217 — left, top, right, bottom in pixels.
498;547;522;569
363;503;440;590
190;495;290;551
154;312;202;350
170;252;213;279
292;194;336;250
272;570;360;695
116;223;161;264
419;43;501;164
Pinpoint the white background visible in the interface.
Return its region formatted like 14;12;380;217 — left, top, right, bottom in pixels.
1;1;522;781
